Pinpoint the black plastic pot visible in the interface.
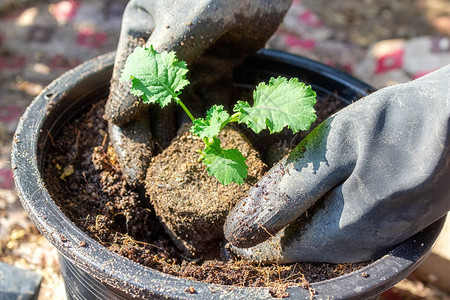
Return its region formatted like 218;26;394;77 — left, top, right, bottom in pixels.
12;50;446;300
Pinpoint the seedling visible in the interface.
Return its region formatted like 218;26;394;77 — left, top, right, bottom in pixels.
120;46;317;185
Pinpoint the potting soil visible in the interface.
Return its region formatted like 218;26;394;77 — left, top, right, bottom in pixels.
44;98;368;298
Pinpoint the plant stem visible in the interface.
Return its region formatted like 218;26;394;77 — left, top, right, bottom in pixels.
220;112;240;131
203;137;211;147
228;112;240;123
175;96;195;122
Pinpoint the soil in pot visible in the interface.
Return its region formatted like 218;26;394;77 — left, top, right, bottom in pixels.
44;98;368;298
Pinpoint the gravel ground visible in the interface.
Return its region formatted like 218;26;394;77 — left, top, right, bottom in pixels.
0;0;449;299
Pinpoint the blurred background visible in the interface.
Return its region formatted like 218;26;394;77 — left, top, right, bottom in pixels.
0;0;449;298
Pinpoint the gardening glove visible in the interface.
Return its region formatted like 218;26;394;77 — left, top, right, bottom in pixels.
105;0;292;186
224;65;450;264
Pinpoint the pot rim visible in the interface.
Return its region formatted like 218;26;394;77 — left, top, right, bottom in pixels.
12;50;446;299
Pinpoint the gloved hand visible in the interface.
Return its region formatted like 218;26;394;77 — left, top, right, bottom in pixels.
105;0;292;186
224;65;450;264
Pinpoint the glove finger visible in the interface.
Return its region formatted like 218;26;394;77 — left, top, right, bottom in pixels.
108;112;153;187
224;230;285;264
224;116;357;248
105;0;167;187
224;184;363;264
106;0;154;125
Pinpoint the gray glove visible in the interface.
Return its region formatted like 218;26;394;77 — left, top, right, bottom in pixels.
105;0;292;186
224;65;450;264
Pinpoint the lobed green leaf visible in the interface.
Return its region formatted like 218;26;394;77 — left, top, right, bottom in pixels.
120;45;189;108
202;138;248;185
233;76;317;134
191;105;230;140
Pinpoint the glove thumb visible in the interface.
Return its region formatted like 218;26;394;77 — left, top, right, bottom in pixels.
224;115;357;248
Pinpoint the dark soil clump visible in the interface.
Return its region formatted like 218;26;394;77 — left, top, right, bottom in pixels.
145;123;266;258
44;99;368;297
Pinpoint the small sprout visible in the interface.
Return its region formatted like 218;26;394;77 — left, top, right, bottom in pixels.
59;165;74;180
121;46;317;185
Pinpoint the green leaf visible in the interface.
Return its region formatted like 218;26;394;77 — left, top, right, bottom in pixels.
202;137;248;185
233;76;317;134
191;105;230;139
120;45;189;108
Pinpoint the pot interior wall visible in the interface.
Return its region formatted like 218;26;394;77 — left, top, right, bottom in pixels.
36;67;112;173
